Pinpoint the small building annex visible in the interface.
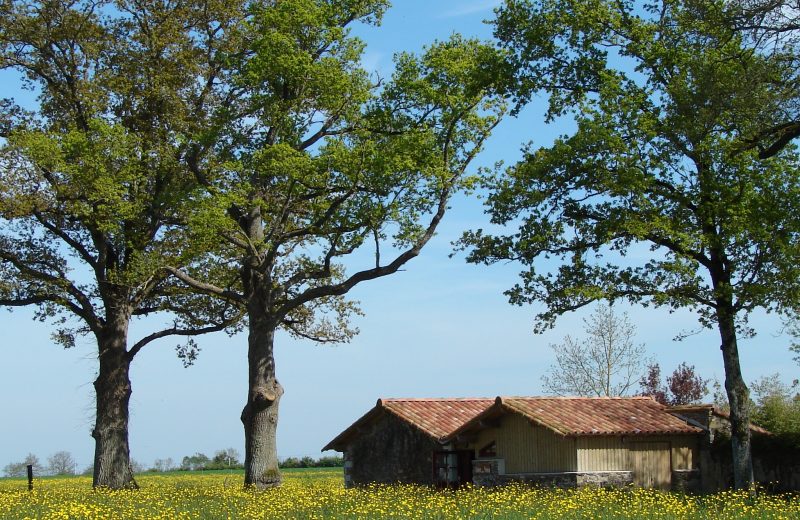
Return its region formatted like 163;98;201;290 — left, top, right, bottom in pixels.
322;397;495;487
323;396;708;490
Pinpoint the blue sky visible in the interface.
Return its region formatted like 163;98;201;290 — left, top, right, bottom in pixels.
0;0;797;472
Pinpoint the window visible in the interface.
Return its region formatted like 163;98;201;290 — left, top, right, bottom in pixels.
478;441;496;458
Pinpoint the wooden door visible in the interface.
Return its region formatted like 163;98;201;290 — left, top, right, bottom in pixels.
456;450;474;486
433;450;475;488
630;442;671;490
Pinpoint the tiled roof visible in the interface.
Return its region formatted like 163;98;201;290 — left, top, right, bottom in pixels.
322;396;707;452
667;404;771;435
450;396;703;439
381;398;495;440
322;397;494;451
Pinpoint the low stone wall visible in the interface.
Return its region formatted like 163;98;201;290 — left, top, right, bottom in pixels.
472;459;633;488
577;471;633;487
472;459;504;487
499;472;579;488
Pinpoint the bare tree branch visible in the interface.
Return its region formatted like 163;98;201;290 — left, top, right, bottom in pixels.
164;266;245;304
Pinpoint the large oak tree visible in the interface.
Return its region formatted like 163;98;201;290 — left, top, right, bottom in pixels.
461;0;800;489
0;0;244;488
169;0;505;488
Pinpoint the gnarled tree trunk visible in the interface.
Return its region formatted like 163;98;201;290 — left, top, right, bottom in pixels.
92;313;137;489
242;304;283;489
718;306;754;490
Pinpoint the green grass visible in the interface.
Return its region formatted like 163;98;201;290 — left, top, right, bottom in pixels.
1;468;798;519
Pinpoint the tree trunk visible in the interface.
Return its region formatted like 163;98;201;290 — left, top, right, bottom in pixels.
92;314;137;489
717;306;754;490
242;308;283;489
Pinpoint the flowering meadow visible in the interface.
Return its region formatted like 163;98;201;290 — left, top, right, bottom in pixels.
1;468;799;519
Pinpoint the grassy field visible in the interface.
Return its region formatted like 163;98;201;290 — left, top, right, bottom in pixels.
1;467;799;519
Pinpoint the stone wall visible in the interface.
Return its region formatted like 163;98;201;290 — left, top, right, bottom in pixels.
576;471;633;487
472;459;504;487
472;459;633;488
343;451;353;487
345;412;439;487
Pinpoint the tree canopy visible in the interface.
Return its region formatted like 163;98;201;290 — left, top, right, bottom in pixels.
461;0;800;489
0;0;248;488
750;374;800;446
150;0;505;488
0;0;504;490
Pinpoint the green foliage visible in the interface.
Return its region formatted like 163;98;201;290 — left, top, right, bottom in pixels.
459;0;800;489
279;455;343;468
0;3;248;486
0;0;506;348
750;374;800;446
180;453;211;472
462;0;800;332
175;450;246;471
0;0;244;349
210;448;241;469
172;2;506;343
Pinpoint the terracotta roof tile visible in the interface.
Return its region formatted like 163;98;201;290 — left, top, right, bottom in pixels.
322;397;494;451
500;396;702;435
667;404;771;435
323;396;703;452
381;398;495;440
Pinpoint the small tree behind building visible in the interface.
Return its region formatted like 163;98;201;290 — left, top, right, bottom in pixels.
640;362;708;406
668;363;709;406
541;305;647;397
640;364;669;405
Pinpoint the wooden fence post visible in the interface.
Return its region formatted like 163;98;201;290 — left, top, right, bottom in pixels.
26;464;33;491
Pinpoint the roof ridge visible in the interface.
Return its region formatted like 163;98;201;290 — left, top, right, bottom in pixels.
500;396;656;400
379;396;659;401
381;397;494;402
667;404;714;410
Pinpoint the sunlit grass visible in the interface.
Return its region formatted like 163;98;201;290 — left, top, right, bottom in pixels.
1;468;798;518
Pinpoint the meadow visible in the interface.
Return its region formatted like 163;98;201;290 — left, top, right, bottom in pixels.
1;467;799;519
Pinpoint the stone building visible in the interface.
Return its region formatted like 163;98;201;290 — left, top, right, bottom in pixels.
451;396;703;490
322;397;494;487
324;395;711;490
